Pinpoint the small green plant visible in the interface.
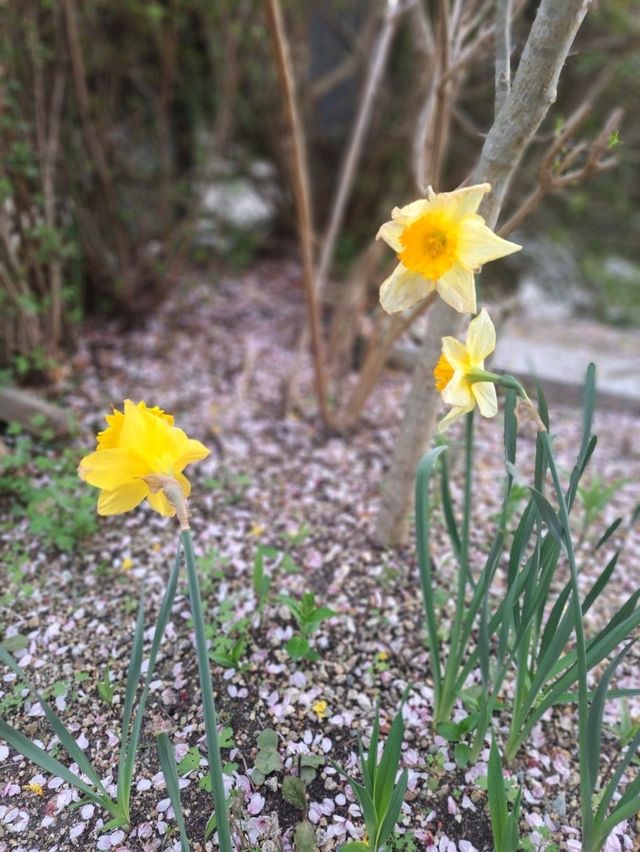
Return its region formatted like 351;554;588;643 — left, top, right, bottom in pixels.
280;591;335;661
0;429;97;551
335;691;409;852
206;598;251;670
487;737;522;852
97;666;114;705
252;728;283;785
253;544;277;615
576;473;626;547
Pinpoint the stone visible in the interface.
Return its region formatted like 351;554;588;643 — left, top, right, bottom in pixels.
0;387;72;437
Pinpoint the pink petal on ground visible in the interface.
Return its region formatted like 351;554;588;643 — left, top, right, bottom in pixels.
247;793;265;815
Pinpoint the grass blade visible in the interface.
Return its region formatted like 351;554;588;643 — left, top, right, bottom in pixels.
376;768;408;849
157;733;190;852
116;596;145;807
373;691;407;817
586;641;635;798
0;719;112;810
0;645;107;797
123;546;182;794
182;529;232;850
415;445;448;697
487;737;506;851
594;517;623;551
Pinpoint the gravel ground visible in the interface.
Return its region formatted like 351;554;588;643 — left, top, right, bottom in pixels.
1;261;639;852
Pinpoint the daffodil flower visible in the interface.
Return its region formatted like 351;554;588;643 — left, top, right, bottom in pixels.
78;400;210;517
376;183;521;314
434;308;500;431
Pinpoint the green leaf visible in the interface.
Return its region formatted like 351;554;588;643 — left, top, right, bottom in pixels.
116;596;145;796
157;734;190;851
255;747;282;775
121;546;181;801
286;635;316;660
587;641;636;798
529;489;566;544
439;450;461;560
339;845;370;852
595;517;623;551
1;634;28;653
257;729;278;749
376;767;408;848
0;718;113;812
349;778;378;849
373;692;407;818
487;738;507;851
282;775;307;810
294;819;318;851
177;746;202;776
454;743;470;767
415;445;449;698
0;646;107;797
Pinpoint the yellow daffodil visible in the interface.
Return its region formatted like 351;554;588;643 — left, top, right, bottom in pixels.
312;699;328;720
376;183;521;315
78;400;210;517
434;308;499;431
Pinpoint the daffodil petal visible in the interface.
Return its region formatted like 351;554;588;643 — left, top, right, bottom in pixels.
375;220;404;252
78;447;149;490
175;436;210;470
429;183;490;218
466;308;496;362
379;263;434;314
390;199;431;226
441;337;469;370
441;371;474;408
146;489;176;517
97;481;148;515
438;404;474;433
436;264;476;314
472;381;498;418
458;215;521;269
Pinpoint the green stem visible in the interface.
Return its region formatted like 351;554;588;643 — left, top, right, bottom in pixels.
181;529;232;851
438;411;474;723
540;432;594;846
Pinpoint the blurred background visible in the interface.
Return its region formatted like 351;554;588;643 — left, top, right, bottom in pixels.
0;0;638;387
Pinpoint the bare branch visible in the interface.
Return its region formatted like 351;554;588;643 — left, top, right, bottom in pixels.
494;0;512;117
264;0;332;427
315;0;408;298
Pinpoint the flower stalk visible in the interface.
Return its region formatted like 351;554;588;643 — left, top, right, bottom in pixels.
181;529;232;851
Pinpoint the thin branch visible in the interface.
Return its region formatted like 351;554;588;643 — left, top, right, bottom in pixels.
494;0;512;117
315;0;408;298
499;103;623;237
264;0;332;427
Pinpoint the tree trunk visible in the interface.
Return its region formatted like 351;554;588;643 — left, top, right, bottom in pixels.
374;0;592;546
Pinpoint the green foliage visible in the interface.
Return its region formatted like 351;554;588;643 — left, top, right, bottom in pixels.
96;666;114;706
280;591;336;662
205;598;251;670
0;428;97;552
577;473;626;546
282;775;307;810
252;728;283;786
336;691;410;852
293;820;317;852
487;738;522;852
